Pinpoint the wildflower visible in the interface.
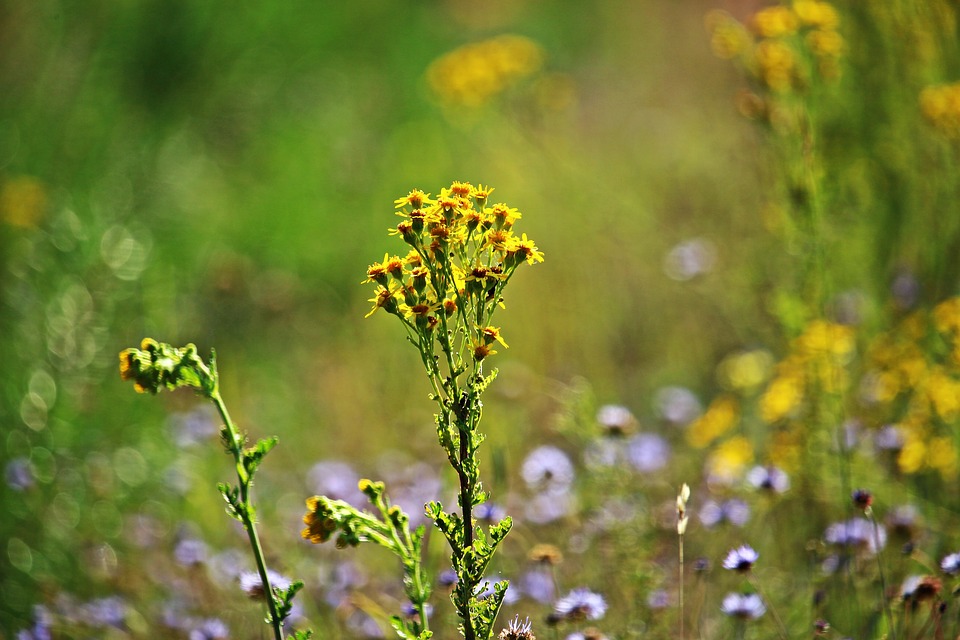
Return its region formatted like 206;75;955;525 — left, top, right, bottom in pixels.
525;490;574;524
746;465;790;493
720;593;766;619
874;424;904;451
521;445;575;492
699;498;750;528
655;386;702;426
189;618;229;640
301;496;338;544
474;502;507;523
941;552;960;576
499;615;535;640
647;589;671;609
174;537;209;567
722;545;759;572
552;588;608;622
664;237;717;281
565;630;607;640
307;460;364;505
4;458;34;491
625;433;671;473
886;504;920;539
851;488;873;510
79;596;127;628
520;569;555;603
506;233;544;266
752;5;799;38
901;575;942;602
595;404;637;436
394;189;432;210
239;569;291;600
814;619;830;636
344;608;384;639
824;518;886;555
365;286;401;318
439;569;458;587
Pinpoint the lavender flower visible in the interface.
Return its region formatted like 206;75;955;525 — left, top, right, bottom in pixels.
720;593;766;619
941;552;960;575
824;518;886;555
625;433;671;473
699;498;750;528
595;404;637;436
552;588;607;622
520;569;555;603
722;545;759;572
5;458;34;491
188;618;229;640
654;386;702;426
174;538;209;567
521;446;575;493
746;465;790;493
239;569;291;600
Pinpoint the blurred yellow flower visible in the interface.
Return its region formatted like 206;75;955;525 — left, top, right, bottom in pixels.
898;434;926;474
755;39;797;92
760;373;804;423
920;82;960;139
687;395;739;448
707;436;754;483
929;437;958;479
752;6;799;38
0;175;47;228
427;34;544;108
792;1;840;29
705;10;751;59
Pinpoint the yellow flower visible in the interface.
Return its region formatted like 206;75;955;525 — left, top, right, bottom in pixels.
752;6;799;38
686;395;739;448
365;286;401;318
805;28;844;58
705;11;751;60
792;0;839;29
760;374;804;423
755;39;797;92
0;176;47;229
707;436;754;484
506;233;545;266
920;83;960;139
394;189;433;210
481;325;509;348
302;496;338;544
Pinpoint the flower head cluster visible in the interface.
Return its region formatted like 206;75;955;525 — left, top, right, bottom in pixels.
706;1;844;123
366;182;542;365
427;35;544;108
499;615;535;640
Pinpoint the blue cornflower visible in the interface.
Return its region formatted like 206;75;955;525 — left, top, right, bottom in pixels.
595;404;637;436
720;593;765;619
552;587;607;622
722;545;759;572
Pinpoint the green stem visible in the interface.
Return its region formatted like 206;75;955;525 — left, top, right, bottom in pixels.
211;391;285;640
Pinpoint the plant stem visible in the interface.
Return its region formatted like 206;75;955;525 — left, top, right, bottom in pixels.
679;532;685;640
867;508;896;640
211;391;284;640
459;416;476;640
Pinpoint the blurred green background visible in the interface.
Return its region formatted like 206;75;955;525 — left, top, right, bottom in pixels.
3;0;960;637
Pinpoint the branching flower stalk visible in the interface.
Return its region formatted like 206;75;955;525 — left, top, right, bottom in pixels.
119;340;309;640
360;181;543;640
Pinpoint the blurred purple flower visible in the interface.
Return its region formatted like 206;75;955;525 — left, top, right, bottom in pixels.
345;609;384;638
522;446;574;493
699;499;750;528
553;587;607;621
874;424;904;451
941;552;960;576
824;518;886;555
520;569;555;603
655;386;702;426
626;433;670;473
307;460;364;505
169;406;218;447
595;404;636;436
239;569;291;600
188;618;229;640
525;490;573;524
647;589;671;609
174;538;209;567
664;238;717;281
79;596;126;628
5;458;34;491
746;466;790;493
720;593;765;619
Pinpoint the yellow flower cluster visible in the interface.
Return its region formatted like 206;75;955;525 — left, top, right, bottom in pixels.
862;297;960;478
366;182;542;362
759;319;855;423
920;82;960;139
706;1;843;101
427;35;544;108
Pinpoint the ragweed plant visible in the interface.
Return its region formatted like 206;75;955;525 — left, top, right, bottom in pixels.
307;181;542;640
118;339;309;640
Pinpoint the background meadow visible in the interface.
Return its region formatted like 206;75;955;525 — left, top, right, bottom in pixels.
3;0;960;638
